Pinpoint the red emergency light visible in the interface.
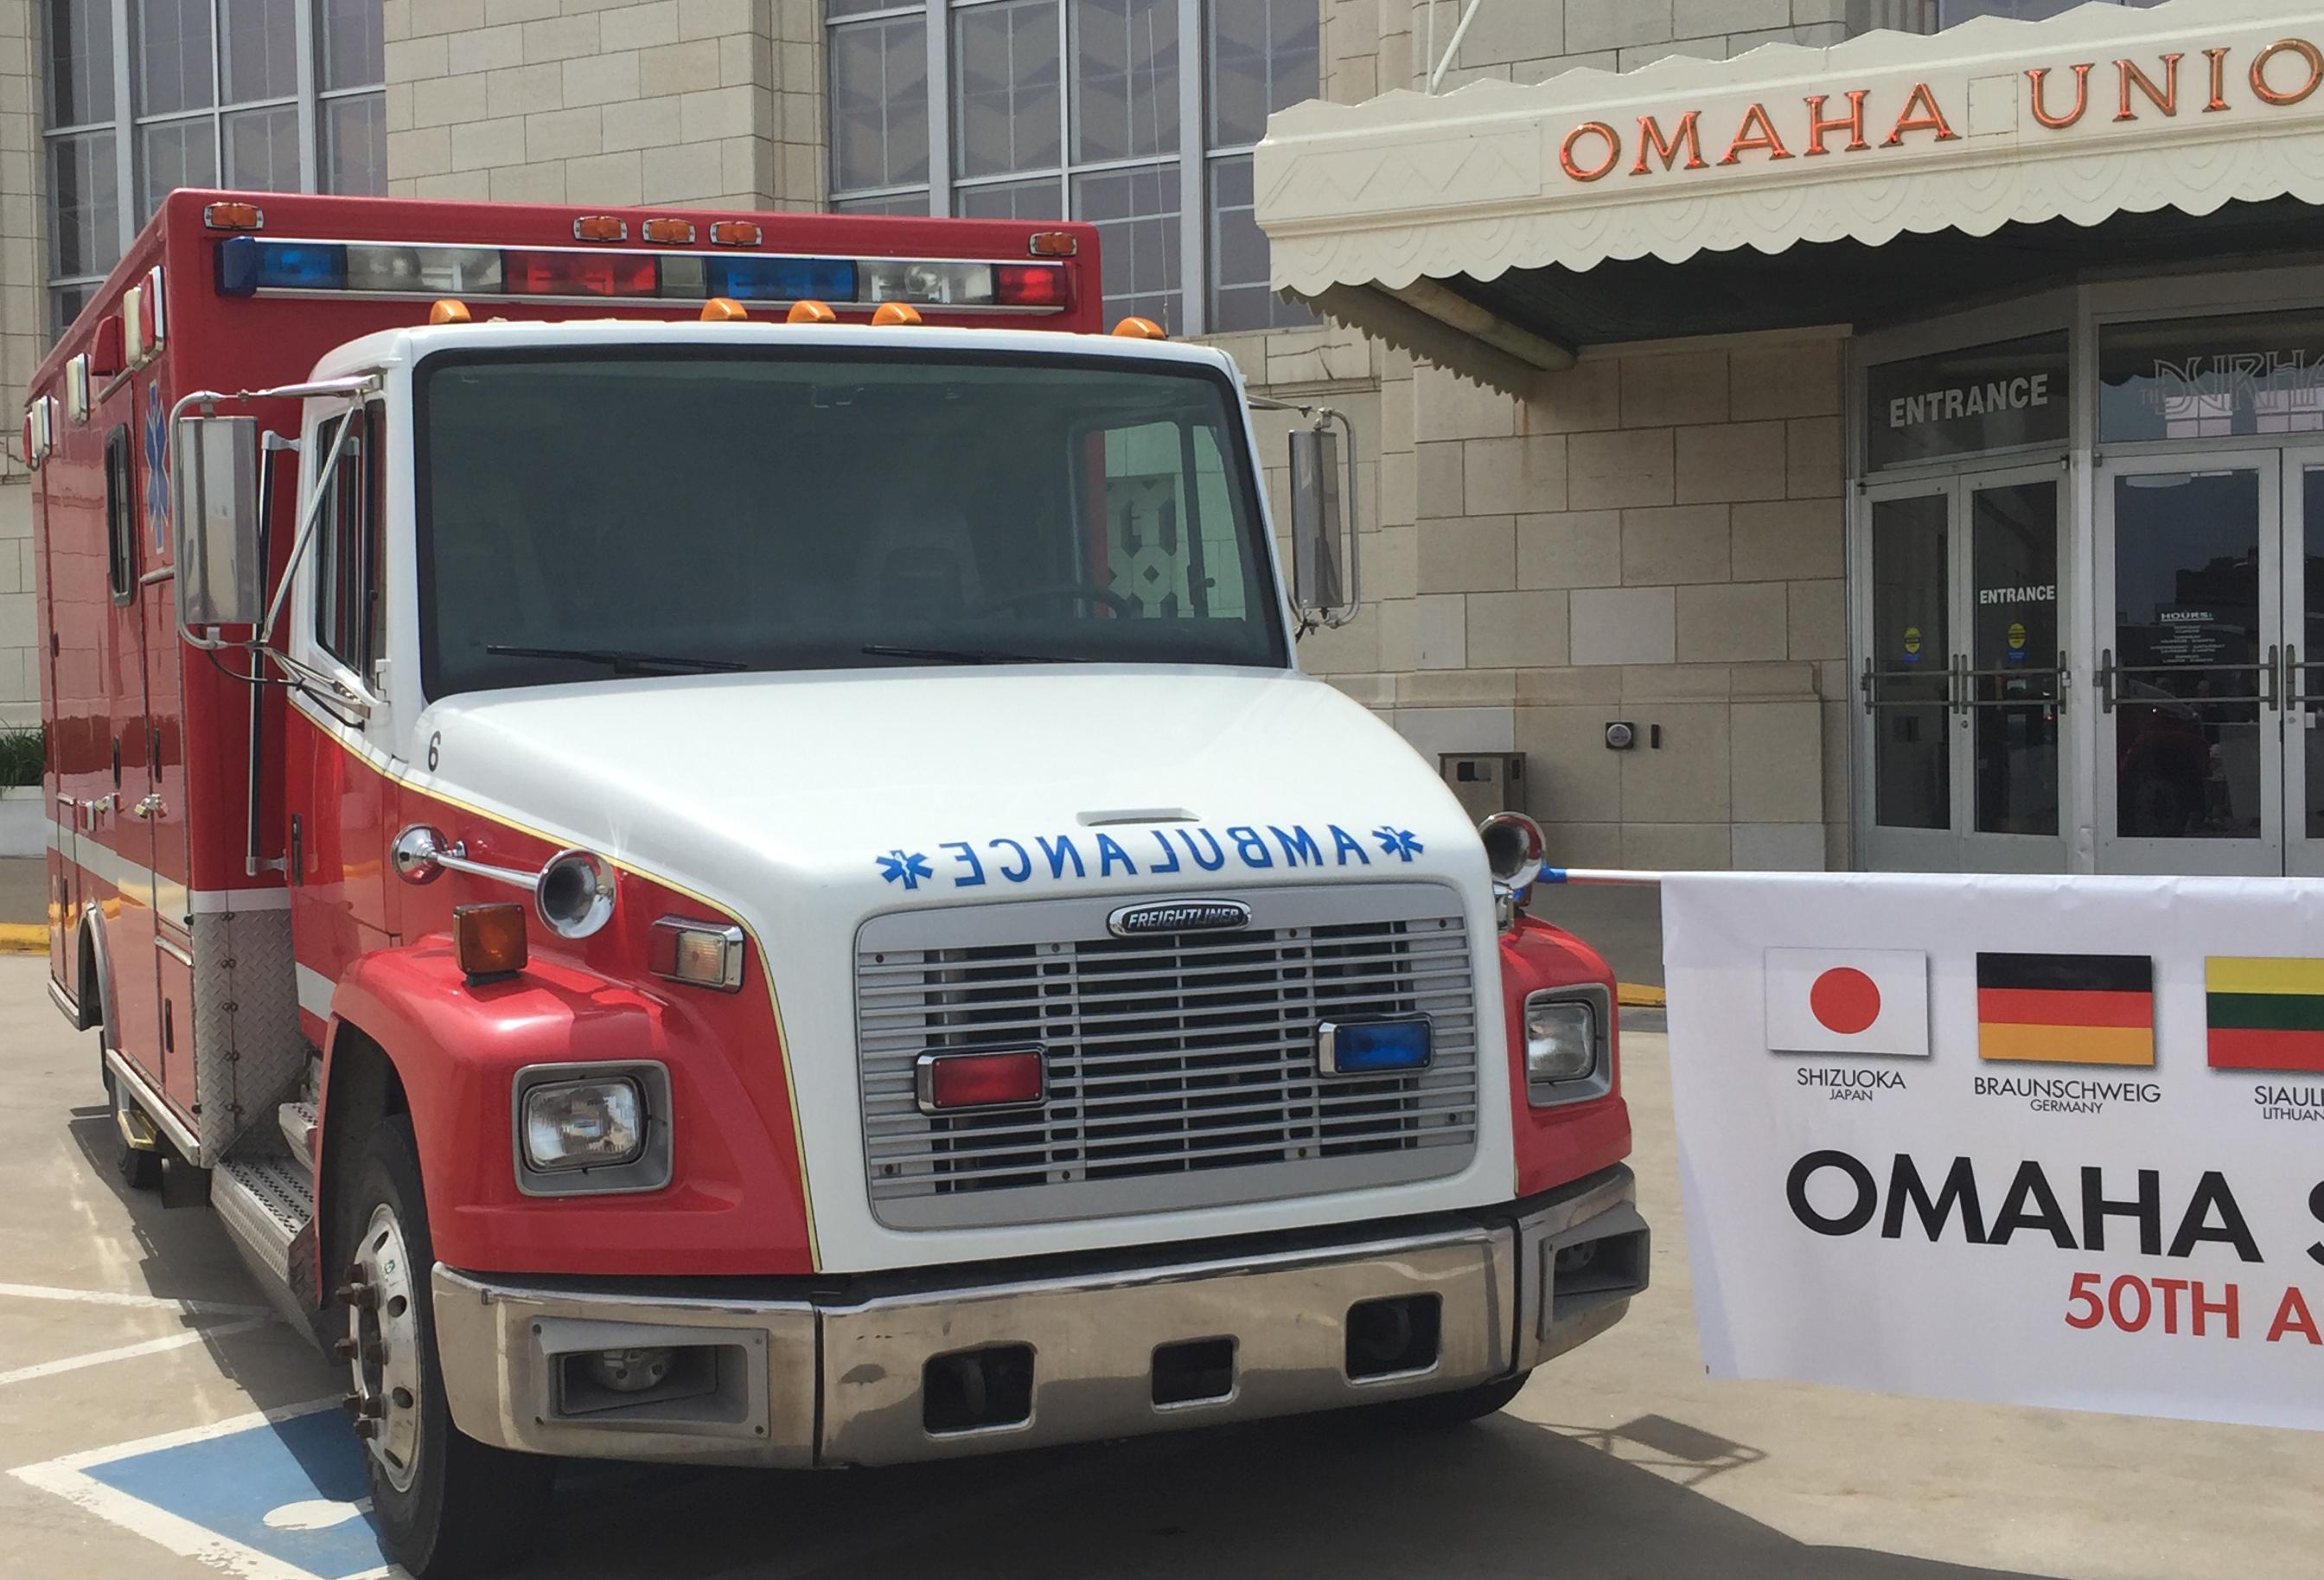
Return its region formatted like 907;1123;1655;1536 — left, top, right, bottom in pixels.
502;249;660;297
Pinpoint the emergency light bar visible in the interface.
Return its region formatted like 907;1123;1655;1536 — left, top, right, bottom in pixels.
214;235;1069;314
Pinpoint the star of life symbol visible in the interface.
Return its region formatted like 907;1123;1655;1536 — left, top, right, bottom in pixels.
877;849;935;889
142;383;169;555
1372;826;1424;861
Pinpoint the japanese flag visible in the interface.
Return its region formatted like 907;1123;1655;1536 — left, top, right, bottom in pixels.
1763;948;1930;1058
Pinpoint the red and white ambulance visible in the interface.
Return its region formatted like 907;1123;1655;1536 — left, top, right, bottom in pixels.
30;190;1645;1577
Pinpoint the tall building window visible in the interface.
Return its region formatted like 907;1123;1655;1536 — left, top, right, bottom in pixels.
827;0;1318;338
1934;0;2164;24
41;0;387;336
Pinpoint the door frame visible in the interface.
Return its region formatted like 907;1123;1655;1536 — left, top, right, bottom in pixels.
1852;463;2072;873
2093;448;2284;876
2278;445;2324;876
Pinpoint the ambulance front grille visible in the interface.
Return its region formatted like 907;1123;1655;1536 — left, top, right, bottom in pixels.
854;884;1481;1230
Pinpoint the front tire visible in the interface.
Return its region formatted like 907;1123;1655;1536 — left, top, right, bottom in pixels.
348;1117;552;1578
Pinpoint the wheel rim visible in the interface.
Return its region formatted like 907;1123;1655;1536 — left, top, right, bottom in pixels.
349;1202;424;1493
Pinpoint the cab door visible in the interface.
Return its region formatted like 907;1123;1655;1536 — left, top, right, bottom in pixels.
285;400;397;991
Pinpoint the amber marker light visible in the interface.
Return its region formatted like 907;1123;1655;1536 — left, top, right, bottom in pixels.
1112;316;1166;339
642;217;696;244
786;299;838;323
871;301;923;326
1029;230;1078;256
709;220;763;246
572;214;629;242
454;903;528;982
429;298;471;324
700;296;748;322
203;201;264;230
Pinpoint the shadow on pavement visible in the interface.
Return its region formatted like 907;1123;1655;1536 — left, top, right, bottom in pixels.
515;1405;2058;1580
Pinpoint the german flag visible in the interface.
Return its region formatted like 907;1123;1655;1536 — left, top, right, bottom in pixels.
2206;957;2324;1072
1976;953;2155;1066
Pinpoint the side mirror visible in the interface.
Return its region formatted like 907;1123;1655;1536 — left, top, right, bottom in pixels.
1289;415;1359;628
173;414;262;629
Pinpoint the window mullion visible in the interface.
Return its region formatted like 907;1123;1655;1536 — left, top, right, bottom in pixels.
293;0;318;189
925;0;948;215
1054;1;1069;202
209;0;224;180
110;0;135;254
1177;0;1203;337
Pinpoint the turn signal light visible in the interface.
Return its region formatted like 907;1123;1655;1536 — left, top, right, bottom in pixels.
709;220;763;246
1112;316;1166;339
871;301;923;326
572;214;629;242
642;217;695;244
203;201;264;231
916;1050;1045;1115
1029;231;1078;257
429;298;471;324
786;298;837;323
700;296;747;322
454;903;528;982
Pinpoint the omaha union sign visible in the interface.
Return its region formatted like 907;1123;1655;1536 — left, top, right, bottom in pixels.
1548;35;2324;184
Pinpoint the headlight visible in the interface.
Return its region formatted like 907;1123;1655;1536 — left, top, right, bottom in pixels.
522;1078;644;1170
1524;995;1597;1085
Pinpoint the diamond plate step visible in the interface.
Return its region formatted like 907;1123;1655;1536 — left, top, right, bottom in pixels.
214;1150;317;1330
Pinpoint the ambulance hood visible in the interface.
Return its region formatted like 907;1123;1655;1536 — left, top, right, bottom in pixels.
416;665;1492;909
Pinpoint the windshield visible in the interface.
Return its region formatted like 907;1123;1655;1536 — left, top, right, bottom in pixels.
412;347;1286;698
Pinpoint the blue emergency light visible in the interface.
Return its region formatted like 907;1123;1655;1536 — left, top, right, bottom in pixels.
216;236;347;295
706;254;856;302
1317;1017;1433;1077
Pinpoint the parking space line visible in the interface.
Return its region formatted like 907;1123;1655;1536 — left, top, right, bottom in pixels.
10;1398;390;1580
0;1317;271;1387
0;1281;272;1318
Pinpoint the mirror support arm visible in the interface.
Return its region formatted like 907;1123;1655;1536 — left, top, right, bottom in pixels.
1318;406;1360;628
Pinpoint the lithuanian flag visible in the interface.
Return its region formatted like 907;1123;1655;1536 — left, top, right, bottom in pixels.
2206;957;2324;1072
1976;953;2155;1066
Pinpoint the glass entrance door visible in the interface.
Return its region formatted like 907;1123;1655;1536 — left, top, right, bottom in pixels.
1859;467;2066;871
2096;457;2282;874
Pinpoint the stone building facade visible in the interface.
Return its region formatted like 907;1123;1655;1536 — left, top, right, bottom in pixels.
5;0;2184;878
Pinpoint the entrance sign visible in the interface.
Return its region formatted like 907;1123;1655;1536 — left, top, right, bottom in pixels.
1867;333;2069;470
1666;872;2324;1432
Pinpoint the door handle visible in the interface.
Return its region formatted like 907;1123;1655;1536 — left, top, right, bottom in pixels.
2097;648;2116;714
131;792;167;821
2266;644;2282;712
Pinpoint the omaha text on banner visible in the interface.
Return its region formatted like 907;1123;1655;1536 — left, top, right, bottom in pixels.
1664;873;2324;1433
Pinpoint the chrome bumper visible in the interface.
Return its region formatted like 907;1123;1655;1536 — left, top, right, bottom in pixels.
431;1166;1644;1468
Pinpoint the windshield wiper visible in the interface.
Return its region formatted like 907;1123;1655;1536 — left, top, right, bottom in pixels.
860;643;1082;665
484;643;747;675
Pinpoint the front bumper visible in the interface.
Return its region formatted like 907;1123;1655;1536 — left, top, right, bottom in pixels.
431;1165;1646;1468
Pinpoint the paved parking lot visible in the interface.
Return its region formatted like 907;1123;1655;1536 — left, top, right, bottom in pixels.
3;953;2316;1579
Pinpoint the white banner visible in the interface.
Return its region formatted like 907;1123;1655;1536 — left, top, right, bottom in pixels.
1664;873;2324;1432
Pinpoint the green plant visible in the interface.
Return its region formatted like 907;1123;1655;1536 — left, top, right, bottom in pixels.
0;726;43;789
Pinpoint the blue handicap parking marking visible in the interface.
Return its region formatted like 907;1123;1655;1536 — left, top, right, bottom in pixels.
81;1405;385;1578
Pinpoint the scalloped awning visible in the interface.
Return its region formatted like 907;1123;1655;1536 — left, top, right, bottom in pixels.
1255;0;2324;389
